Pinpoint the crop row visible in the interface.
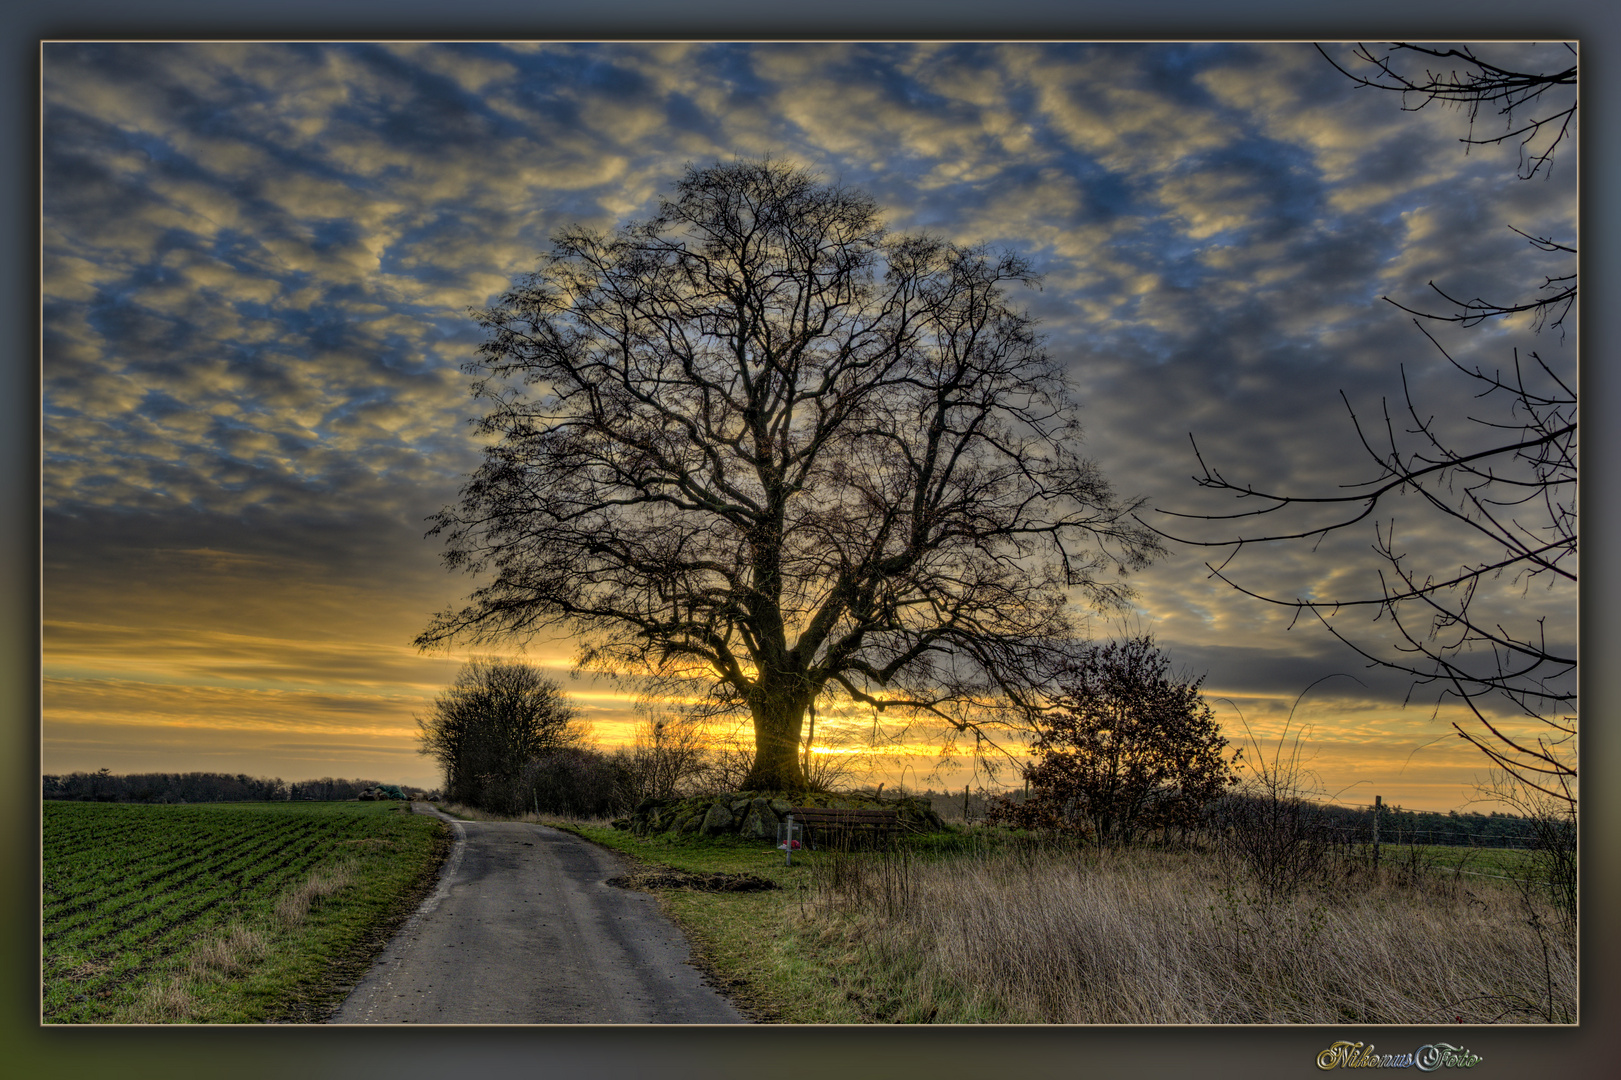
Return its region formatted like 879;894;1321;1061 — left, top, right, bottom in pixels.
46;805;312;874
44;821;321;935
42;800;445;1022
44;809;335;941
47;825;285;911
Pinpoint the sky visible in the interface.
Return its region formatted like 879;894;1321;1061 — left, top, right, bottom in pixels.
40;40;1579;811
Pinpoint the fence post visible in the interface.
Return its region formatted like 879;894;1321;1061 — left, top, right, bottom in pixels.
1373;795;1382;874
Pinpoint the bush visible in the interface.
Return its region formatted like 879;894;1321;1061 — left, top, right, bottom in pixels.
988;637;1237;846
1479;770;1577;942
519;748;632;818
1211;790;1330;900
1214;708;1330;899
618;713;712;803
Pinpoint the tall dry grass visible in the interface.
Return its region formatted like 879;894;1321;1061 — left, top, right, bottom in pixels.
127;863;357;1023
275;859;358;925
804;841;1574;1024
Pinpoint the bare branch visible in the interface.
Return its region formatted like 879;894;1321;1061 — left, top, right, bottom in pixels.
1155;48;1577;807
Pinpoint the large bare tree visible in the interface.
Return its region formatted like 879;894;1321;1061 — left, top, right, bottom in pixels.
418;158;1161;791
1152;44;1577;809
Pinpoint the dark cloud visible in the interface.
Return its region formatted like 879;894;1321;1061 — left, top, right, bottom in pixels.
40;41;1576;807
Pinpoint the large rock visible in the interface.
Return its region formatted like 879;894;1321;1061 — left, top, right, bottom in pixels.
699;802;735;836
738;805;777;839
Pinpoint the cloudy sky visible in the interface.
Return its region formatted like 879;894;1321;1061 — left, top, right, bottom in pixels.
41;41;1578;810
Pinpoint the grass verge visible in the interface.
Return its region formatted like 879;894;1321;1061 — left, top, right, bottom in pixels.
564;822;901;1023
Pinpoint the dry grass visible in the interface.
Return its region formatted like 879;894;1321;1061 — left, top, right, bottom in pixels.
128;925;270;1022
185;924;270;978
124;864;359;1023
127;976;200;1023
804;842;1575;1024
274;860;358;925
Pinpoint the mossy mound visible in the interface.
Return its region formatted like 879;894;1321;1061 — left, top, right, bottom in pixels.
613;790;945;839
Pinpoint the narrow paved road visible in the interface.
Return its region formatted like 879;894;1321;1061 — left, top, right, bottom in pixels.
331;804;746;1024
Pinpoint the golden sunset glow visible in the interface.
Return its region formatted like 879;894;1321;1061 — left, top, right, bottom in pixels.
43;42;1576;811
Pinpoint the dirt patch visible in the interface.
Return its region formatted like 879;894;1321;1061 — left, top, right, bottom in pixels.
608;869;779;893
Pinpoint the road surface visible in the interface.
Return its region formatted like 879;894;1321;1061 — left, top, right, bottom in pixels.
331;804;747;1024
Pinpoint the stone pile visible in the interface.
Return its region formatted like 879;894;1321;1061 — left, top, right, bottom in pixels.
614;791;945;839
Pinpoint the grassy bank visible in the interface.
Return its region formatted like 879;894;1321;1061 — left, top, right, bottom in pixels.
1348;841;1546;878
568;822;1575;1025
43;800;450;1023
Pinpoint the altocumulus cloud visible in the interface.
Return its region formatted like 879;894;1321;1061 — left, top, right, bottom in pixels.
42;42;1575;806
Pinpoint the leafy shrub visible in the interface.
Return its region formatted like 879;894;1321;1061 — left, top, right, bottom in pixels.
988;637;1237;846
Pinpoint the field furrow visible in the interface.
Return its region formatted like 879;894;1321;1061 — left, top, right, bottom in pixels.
41;800;448;1023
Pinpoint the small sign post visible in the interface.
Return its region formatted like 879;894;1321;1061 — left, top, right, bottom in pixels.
778;814;803;866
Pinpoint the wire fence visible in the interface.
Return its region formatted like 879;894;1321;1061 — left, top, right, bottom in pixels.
1317;823;1542;851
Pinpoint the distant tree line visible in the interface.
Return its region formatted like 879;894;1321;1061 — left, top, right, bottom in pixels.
960;784;1547;852
41;769;434;804
1309;801;1548;849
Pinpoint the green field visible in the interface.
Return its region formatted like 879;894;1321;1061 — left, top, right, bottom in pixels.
42;800;449;1023
1343;841;1549;878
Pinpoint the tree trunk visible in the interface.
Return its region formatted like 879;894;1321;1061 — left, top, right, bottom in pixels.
743;692;809;791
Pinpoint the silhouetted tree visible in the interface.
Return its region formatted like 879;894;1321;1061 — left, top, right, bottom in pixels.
990;637;1237;846
417;658;587;811
419;157;1161;790
1152;43;1576;809
1319;42;1576;182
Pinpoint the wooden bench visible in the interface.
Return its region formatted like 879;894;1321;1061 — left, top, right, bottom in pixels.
787;806;902;850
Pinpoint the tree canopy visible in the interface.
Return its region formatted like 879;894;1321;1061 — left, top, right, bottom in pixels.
418;158;1162;790
990;637;1237;845
416;658;586;810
